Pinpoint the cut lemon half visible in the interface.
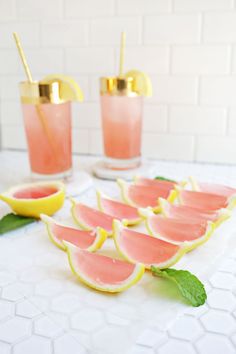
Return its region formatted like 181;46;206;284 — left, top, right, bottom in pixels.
0;181;65;218
113;220;186;269
40;214;107;251
125;70;152;97
42;74;84;102
64;241;145;293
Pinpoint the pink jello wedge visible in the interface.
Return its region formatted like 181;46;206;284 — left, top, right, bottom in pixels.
177;189;229;211
117;179;176;211
41;214;107;251
113;220;186;269
64;243;145;293
158;198;231;228
144;213;215;251
96;190;142;225
71;201;114;236
134;176;176;190
189;177;236;209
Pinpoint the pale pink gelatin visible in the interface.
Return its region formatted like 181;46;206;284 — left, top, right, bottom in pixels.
74;249;136;285
100;94;143;163
180;190;228;211
120;228;180;264
74;204;113;233
150;216;207;242
198;182;236;198
128;184;171;208
165;203;219;223
22;102;72;176
13;186;58;199
52;224;96;249
100;196;139;220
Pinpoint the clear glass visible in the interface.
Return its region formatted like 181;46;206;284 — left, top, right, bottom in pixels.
22;102;72;179
100;94;143;170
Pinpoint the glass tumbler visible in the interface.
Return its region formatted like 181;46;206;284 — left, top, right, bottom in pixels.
20;81;72;179
100;77;143;170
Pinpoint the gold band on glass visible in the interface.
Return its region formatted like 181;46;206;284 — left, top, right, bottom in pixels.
19;80;70;104
100;77;141;97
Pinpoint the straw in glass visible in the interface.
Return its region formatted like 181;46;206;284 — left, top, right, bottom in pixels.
119;31;126;77
13;32;58;165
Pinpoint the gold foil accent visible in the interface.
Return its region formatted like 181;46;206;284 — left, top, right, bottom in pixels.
100;76;140;97
19;80;70;104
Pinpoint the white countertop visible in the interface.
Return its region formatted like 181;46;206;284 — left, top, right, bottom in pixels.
0;150;236;354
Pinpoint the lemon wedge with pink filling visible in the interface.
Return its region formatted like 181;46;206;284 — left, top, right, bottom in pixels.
71;197;142;236
175;186;232;212
158;197;231;228
96;190;142;226
189;176;236;210
64;242;145;293
140;208;215;251
113;220;186;269
0;181;65;218
134;176;177;189
40;214;107;251
117;179;176;211
71;200;114;236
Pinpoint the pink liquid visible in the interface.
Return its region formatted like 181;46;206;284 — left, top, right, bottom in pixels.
100;95;143;160
13;186;58;199
22;102;72;176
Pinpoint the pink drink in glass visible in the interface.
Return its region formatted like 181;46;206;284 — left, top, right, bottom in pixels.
22;102;72;178
100;94;143;170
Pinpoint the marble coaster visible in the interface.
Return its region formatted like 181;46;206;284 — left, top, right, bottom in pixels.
92;160;155;181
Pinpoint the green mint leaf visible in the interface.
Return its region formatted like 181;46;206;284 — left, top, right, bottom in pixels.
151;266;207;307
0;213;36;235
154;176;177;183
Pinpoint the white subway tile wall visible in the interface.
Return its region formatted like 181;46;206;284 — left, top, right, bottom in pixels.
0;0;236;164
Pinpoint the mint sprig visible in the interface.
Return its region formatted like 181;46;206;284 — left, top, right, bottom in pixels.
0;213;36;235
154;176;177;183
151;266;207;307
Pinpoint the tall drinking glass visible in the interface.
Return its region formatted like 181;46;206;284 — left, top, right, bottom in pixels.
100;77;143;170
20;81;72;179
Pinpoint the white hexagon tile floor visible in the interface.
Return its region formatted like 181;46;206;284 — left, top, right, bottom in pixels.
1;151;236;354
